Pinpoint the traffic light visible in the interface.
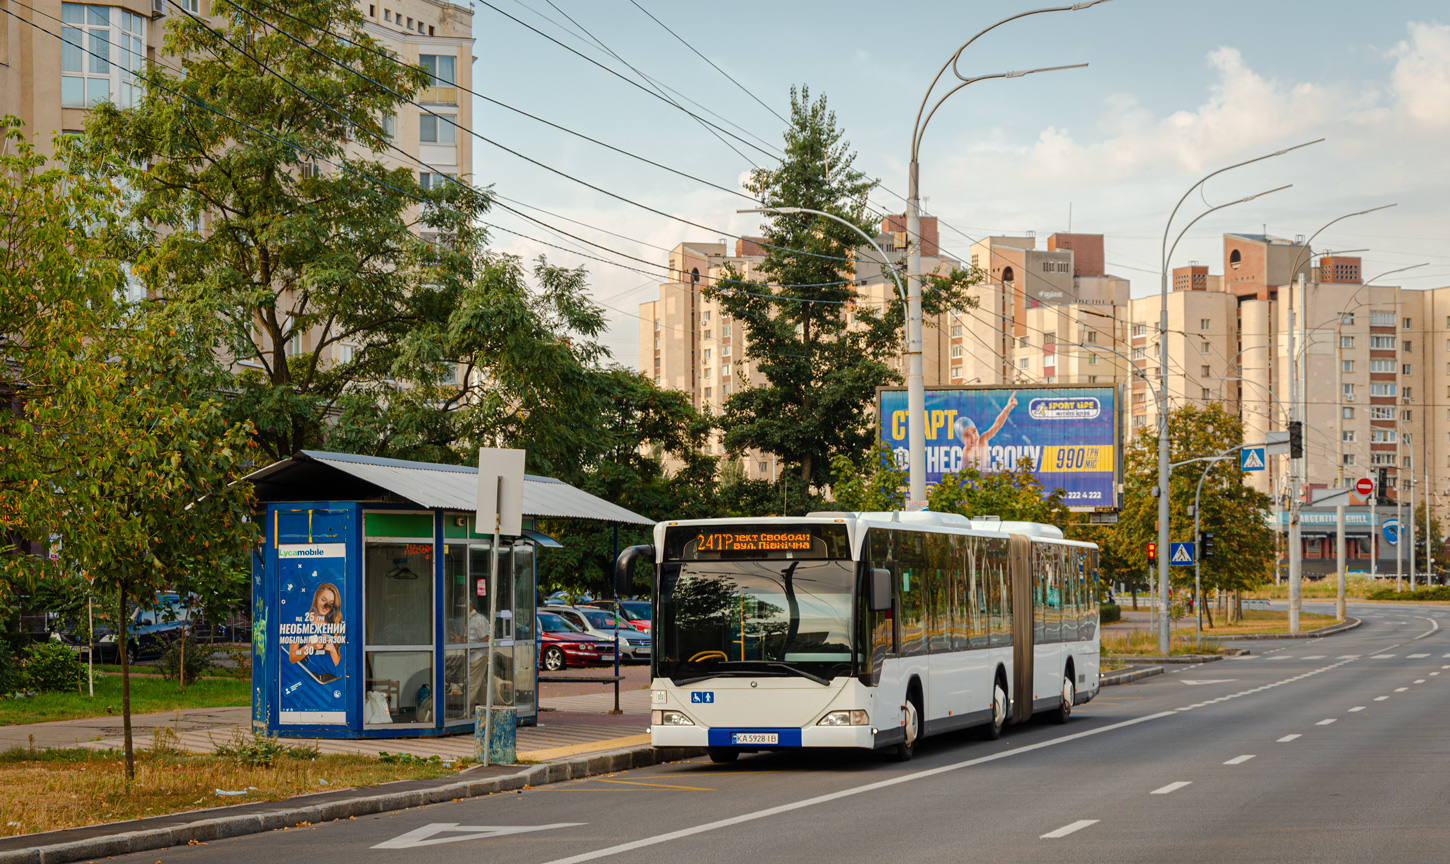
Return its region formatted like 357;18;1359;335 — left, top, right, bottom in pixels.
1288;420;1304;459
1200;531;1216;559
1147;542;1157;563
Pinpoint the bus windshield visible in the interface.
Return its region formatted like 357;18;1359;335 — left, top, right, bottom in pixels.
656;559;859;683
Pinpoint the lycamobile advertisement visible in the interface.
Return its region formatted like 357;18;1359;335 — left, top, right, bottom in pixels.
878;386;1118;509
278;543;347;724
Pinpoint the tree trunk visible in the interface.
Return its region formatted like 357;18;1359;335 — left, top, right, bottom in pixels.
119;584;134;782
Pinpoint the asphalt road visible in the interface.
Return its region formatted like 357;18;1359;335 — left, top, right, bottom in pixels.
108;601;1450;864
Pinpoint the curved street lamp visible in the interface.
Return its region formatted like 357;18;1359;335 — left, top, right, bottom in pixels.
901;2;1108;505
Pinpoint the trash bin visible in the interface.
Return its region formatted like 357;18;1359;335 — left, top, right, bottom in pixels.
475;705;516;765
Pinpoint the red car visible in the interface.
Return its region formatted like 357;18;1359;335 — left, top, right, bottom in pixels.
584;599;651;634
538;611;616;671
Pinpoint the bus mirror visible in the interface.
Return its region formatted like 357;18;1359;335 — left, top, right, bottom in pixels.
869;568;892;611
614;544;655;599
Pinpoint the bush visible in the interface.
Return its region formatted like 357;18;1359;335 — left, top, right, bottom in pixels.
1366;585;1450;602
22;641;80;692
159;635;211;686
1099;603;1121;625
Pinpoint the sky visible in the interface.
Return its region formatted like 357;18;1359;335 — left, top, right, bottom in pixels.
466;1;1450;368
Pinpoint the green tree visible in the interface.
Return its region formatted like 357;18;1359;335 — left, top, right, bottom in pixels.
1411;501;1444;580
927;459;1070;527
1114;403;1275;618
79;0;491;462
707;86;976;488
830;440;906;512
1;120;257;778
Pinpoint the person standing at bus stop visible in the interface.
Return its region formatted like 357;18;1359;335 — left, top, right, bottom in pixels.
954;391;1018;472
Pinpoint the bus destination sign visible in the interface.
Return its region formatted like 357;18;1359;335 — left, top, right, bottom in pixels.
697;531;814;553
663;524;851;561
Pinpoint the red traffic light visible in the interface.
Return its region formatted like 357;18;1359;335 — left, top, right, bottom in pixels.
1147;542;1157;562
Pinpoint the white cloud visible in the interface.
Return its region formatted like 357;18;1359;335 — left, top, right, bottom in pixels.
1392;21;1450;127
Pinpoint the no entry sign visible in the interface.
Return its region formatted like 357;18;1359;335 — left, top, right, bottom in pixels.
1355;477;1375;497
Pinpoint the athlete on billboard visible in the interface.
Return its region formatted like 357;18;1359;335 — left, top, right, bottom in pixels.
953;391;1018;471
288;580;343;686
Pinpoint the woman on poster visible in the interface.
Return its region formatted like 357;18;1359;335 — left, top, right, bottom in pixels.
289;581;343;684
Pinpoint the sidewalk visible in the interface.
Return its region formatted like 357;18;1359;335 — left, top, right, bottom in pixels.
2;666;653;762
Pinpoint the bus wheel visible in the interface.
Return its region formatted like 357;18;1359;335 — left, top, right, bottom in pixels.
894;696;921;761
981;680;1007;740
707;748;739;764
1054;671;1075;725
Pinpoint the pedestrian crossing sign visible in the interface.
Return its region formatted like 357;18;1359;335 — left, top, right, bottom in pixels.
1170;541;1195;566
1240;447;1266;472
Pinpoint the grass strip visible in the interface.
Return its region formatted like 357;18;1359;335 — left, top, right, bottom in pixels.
0;740;472;837
0;674;250;726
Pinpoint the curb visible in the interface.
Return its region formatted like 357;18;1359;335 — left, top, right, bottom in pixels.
0;745;703;864
1102;666;1163;686
1104;653;1223;665
1220;617;1362;640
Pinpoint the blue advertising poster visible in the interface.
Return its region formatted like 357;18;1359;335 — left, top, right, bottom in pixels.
278;543;348;725
878;386;1118;509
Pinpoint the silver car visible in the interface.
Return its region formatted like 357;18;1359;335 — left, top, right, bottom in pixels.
539;605;651;661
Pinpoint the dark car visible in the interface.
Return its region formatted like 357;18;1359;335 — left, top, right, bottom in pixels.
92;595;233;663
538;611;616;671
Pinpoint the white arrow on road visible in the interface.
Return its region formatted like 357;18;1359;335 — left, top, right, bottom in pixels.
373;822;585;849
1179;679;1237;686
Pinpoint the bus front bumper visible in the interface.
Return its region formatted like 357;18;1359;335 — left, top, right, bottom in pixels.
652;724;876;749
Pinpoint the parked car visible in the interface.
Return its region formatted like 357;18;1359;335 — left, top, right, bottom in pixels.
584;599;651;633
92;594;233;663
537;611;617;671
540;605;650;661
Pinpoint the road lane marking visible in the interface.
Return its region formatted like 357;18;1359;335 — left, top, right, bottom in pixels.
1316;719;1337;726
1372;654;1396;659
1041;819;1099;839
595;780;715;791
1408;653;1430;658
1412;618;1440;639
1432;672;1441;676
1395;687;1409;692
374;823;586;849
538;710;1180;864
542;658;1361;864
1278;734;1301;742
1151;781;1192;795
1349;706;1365;712
1302;655;1326;660
1375;696;1390;701
1414;679;1426;684
1338;655;1361;659
1180;679;1238;686
1266;656;1292;661
1224;755;1255;765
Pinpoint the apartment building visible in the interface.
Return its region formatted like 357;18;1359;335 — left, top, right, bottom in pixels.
638;216;961;480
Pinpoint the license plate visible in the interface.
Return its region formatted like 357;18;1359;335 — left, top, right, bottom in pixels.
732;732;777;745
601;653;615;661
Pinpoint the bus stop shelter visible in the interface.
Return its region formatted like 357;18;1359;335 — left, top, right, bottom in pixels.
244;450;651;739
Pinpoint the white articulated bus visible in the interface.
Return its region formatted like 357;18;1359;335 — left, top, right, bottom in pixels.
617;512;1101;762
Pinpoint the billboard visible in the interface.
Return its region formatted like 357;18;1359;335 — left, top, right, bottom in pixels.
877;385;1120;510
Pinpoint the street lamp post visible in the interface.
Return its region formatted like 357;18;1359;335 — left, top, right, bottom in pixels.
904;2;1108;505
1332;263;1426;616
1276;205;1395;633
1156;173;1303;654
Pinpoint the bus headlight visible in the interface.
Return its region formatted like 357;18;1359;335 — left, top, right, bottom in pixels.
652;710;695;726
817;710;870;726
